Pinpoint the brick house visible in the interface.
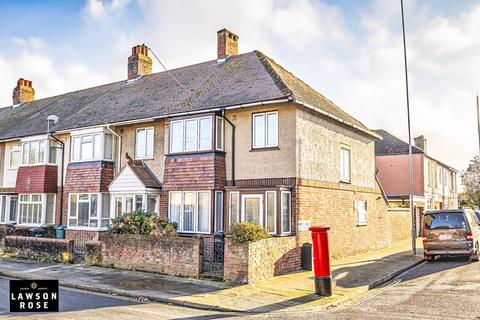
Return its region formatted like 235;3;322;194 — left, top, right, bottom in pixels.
0;29;410;269
375;129;458;233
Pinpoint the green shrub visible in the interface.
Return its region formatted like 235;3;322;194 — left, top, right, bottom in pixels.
229;222;269;244
107;210;177;236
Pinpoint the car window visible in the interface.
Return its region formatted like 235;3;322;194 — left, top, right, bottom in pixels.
475;211;480;223
424;213;468;230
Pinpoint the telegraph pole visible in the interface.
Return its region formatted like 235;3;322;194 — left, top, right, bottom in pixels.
400;0;416;255
477;94;480;155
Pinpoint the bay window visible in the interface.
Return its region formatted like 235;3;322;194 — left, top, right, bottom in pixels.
111;193;159;217
21;139;58;165
215;191;224;233
266;191;276;234
18;194;55;226
281;191;291;234
135;128;154;159
168;191;211;234
216;117;224;151
68;193;111;228
242;194;263;225
169;116;214;153
71;132;113;162
252;111;278;149
229;192;239;225
0;195;18;224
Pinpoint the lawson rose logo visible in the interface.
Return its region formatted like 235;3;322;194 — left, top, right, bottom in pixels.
10;280;59;312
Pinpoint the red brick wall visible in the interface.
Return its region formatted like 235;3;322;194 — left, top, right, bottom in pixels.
64;161;114;193
86;233;202;278
15;165;58;194
163;153;226;190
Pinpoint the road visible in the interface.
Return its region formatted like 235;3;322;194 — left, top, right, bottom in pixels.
1;257;478;319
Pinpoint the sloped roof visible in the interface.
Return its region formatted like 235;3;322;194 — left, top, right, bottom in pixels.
374;129;423;155
0;51;375;140
129;161;162;189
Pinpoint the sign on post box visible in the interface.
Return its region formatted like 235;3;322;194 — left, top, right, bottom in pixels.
309;226;332;296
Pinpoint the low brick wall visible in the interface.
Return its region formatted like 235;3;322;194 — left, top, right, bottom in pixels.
388;208;412;242
4;236;73;263
224;236;300;284
86;233;202;278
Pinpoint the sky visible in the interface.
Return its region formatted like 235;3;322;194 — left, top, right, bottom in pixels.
0;0;479;173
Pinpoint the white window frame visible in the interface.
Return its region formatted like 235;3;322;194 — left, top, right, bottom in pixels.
0;195;18;224
135;127;154;159
241;194;264;226
70;132;113;162
280;191;291;234
252;111;278;149
67;193;105;230
169;116;213;153
340;147;351;183
216;116;224;151
109;193;159;217
215;191;224;233
9;146;21;169
17;194;54;227
168;191;211;234
229;191;240;226
357;200;367;226
21;140;56;166
265;191;277;234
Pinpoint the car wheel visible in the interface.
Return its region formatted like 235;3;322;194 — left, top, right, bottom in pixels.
424;255;435;262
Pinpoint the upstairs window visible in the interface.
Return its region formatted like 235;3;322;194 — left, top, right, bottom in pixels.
216;117;224;151
135;128;154;159
170;116;213;153
340;148;351;183
9;146;21;168
252;111;278;149
71;133;113;162
21;139;57;166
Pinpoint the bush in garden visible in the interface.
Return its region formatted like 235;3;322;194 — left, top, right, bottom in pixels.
229;222;269;244
107;210;177;236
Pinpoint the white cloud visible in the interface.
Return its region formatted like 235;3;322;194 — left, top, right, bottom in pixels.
1;0;479;173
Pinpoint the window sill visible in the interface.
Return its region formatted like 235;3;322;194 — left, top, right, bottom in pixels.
135;156;154;161
166;150;222;156
339;180;351;184
356;223;368;227
67;227;108;231
250;147;280;152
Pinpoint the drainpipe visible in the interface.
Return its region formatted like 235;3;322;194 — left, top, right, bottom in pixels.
222;110;235;186
49;133;65;225
106;125;122;173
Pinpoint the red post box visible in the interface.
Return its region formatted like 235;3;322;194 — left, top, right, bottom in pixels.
309;226;332;296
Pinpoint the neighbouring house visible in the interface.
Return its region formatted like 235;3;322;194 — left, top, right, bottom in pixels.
375;129;458;234
0;28;411;278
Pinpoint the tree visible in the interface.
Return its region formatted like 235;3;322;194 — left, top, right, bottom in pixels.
461;156;480;207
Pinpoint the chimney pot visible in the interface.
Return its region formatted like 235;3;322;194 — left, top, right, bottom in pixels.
217;28;239;60
12;78;35;105
128;44;152;80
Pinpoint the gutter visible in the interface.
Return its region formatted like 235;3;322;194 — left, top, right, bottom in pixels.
106;125;122;173
293;99;381;140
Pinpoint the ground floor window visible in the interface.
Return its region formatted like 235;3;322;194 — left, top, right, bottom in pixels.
228;189;292;235
0;195;18;224
18;194;55;226
111;193;159;217
68;193;110;228
169;191;211;234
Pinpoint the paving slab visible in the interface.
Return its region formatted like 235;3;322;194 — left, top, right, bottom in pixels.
0;239;424;313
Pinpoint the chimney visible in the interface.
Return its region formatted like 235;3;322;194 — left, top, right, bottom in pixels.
12;78;35;105
414;135;427;152
217;28;239;60
128;44;152;80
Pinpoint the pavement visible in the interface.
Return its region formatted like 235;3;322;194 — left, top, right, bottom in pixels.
0;239;424;314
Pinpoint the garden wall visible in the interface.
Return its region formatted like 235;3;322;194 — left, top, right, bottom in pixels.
4;236;73;263
388;208;412;242
224;236;300;284
86;233;202;278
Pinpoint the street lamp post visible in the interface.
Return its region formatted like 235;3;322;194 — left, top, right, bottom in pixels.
400;0;416;255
